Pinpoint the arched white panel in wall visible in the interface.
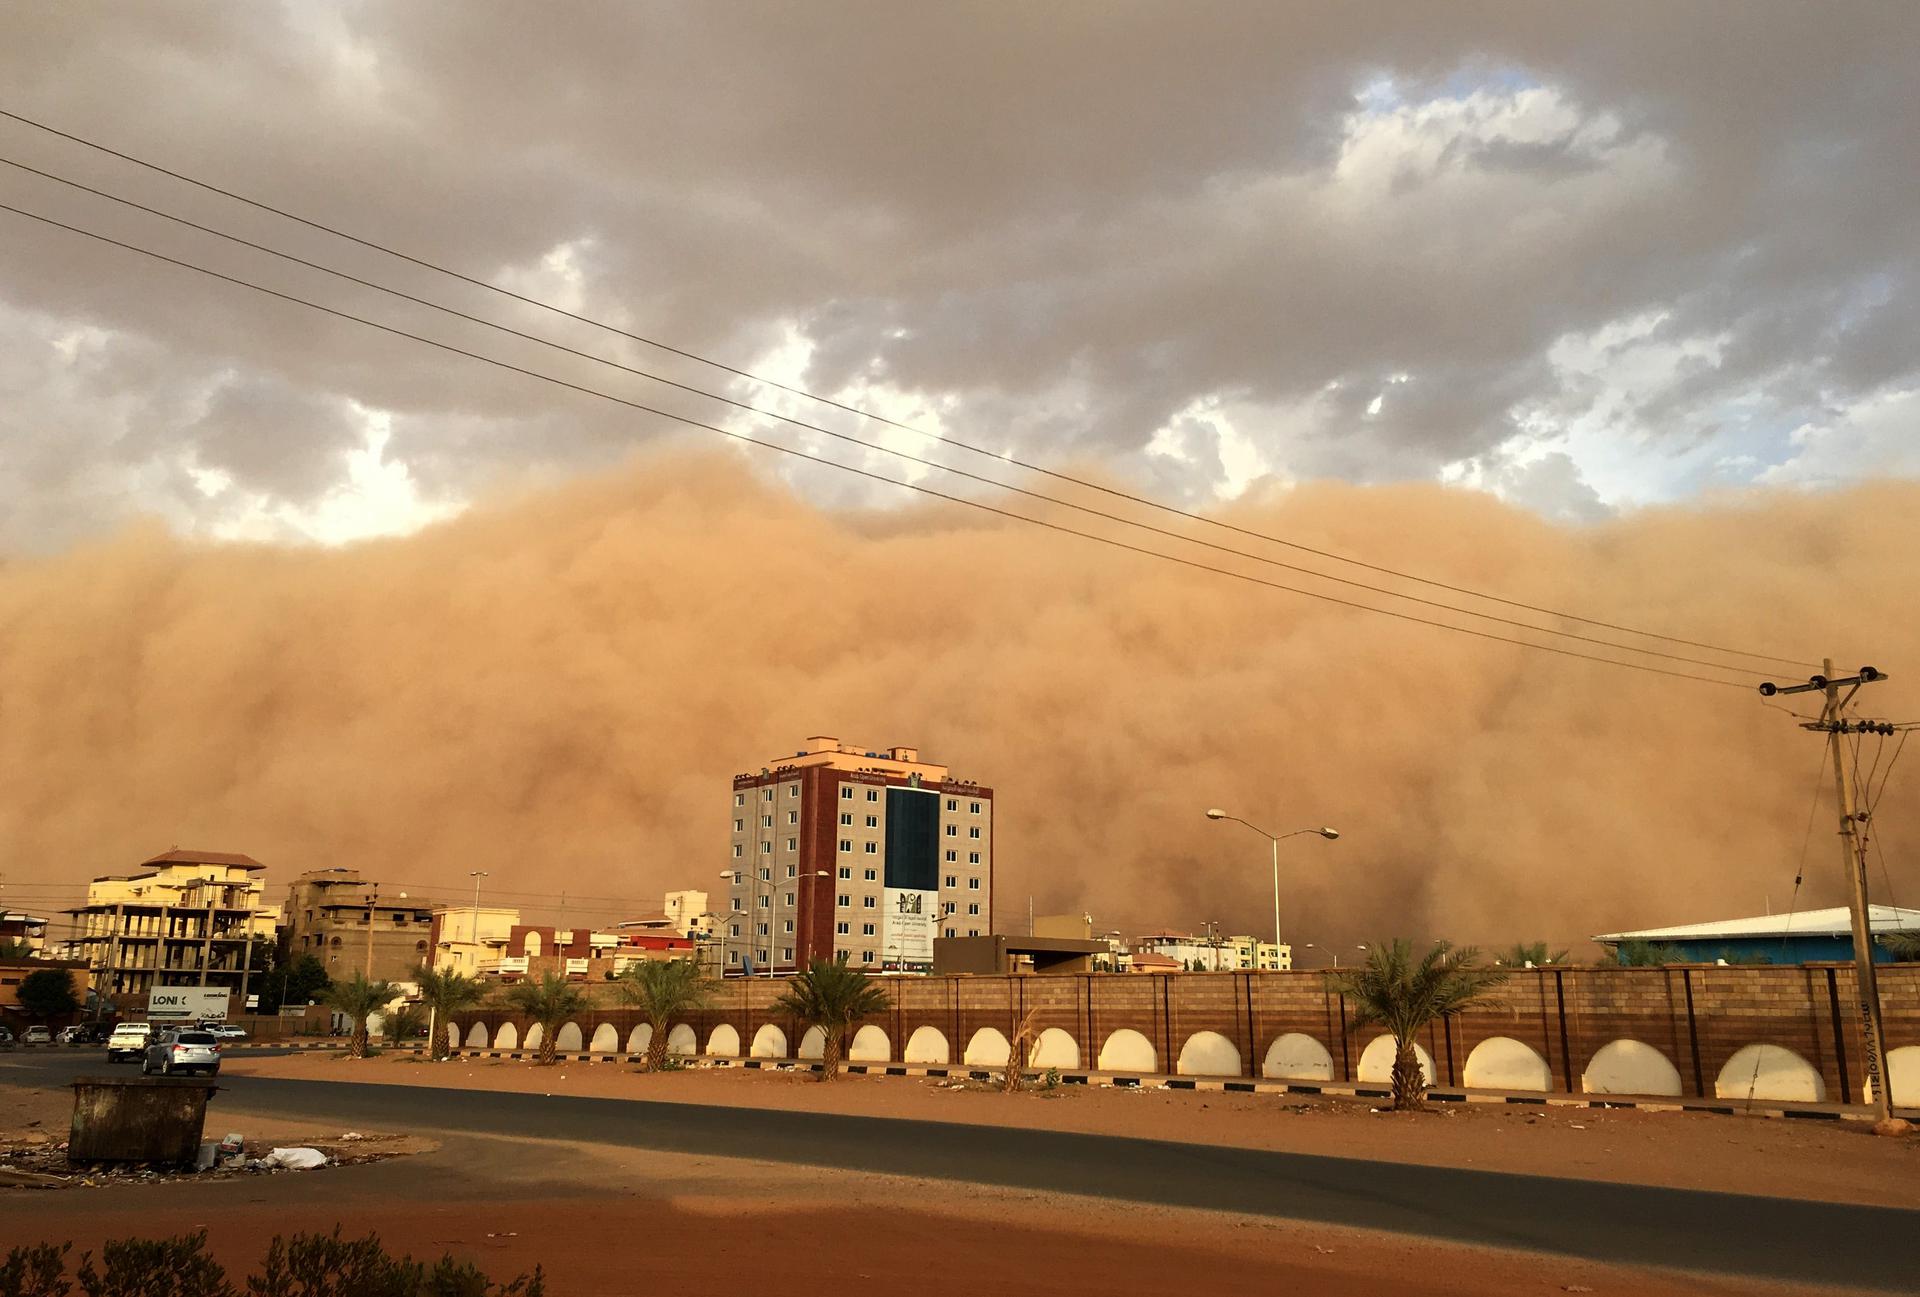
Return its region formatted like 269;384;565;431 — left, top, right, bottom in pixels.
1030;1027;1080;1069
798;1026;827;1060
1714;1044;1825;1103
555;1022;584;1053
1177;1031;1243;1077
850;1025;891;1062
1462;1036;1553;1091
627;1023;653;1055
904;1025;950;1064
524;1023;544;1052
1581;1039;1682;1096
494;1022;519;1050
589;1023;620;1053
750;1024;788;1058
707;1024;741;1057
1867;1045;1920;1108
667;1024;698;1056
1355;1035;1434;1085
1097;1028;1156;1073
963;1027;1011;1067
1262;1033;1334;1080
466;1022;488;1048
523;931;542;957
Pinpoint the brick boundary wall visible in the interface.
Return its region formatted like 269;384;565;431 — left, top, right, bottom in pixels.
448;963;1920;1105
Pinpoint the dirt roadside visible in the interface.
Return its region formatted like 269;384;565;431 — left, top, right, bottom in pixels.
225;1051;1920;1207
0;1133;1862;1297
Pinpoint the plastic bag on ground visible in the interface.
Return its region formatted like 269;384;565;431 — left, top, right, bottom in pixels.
262;1147;327;1170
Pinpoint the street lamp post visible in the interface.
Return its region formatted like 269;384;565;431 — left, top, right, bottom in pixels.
1204;810;1338;960
467;871;488;978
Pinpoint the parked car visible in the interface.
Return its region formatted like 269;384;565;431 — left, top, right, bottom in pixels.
206;1024;248;1041
106;1022;153;1062
21;1026;51;1045
0;1027;13;1048
60;1022;109;1045
142;1028;221;1077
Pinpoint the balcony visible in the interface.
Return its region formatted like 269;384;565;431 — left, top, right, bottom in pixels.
480;956;530;977
564;957;589;978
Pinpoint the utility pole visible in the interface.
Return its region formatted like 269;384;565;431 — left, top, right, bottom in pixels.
467;871;488;979
365;888;379;980
1760;660;1893;1122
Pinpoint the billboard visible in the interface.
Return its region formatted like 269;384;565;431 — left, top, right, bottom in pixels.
147;987;231;1022
883;786;940;966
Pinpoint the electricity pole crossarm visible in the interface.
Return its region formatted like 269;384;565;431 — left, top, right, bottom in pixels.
1759;661;1896;1123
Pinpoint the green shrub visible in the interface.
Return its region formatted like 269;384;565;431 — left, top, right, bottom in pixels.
76;1232;233;1297
0;1242;71;1297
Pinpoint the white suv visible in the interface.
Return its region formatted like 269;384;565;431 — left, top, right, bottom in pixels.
143;1028;221;1076
106;1022;152;1063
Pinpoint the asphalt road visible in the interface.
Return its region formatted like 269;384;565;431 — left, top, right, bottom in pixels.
3;1049;1912;1290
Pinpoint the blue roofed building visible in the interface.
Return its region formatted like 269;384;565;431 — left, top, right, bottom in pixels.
1594;905;1920;965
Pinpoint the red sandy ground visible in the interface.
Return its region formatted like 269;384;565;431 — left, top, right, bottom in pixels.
5;1056;1913;1295
229;1052;1920;1207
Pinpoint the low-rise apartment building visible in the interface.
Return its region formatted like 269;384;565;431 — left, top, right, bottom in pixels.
0;910;49;956
64;850;279;998
428;905;521;978
1132;930;1292;972
280;868;440;983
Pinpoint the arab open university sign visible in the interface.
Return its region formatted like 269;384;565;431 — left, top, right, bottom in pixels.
883;886;935;964
146;987;231;1021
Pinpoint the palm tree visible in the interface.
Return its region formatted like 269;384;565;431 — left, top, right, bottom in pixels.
1496;941;1568;968
414;964;488;1060
1613;938;1686;967
1327;939;1508;1110
384;1002;427;1047
321;972;397;1059
504;971;588;1066
615;958;715;1072
1878;931;1920;961
772;959;891;1081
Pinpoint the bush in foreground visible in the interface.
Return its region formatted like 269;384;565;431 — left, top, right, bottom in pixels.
0;1229;542;1297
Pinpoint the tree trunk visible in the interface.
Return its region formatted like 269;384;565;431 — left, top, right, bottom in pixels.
430;1014;450;1062
538;1025;558;1066
644;1020;669;1072
1391;1039;1425;1110
820;1027;843;1081
348;1019;369;1059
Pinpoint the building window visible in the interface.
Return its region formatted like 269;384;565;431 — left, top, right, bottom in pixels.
839;839;852;853
969;826;981;839
836;921;849;935
783;893;794;906
783;920;794;934
866;788;879;802
782;947;793;960
729;923;740;937
946;798;957;811
786;839;797;852
864;842;878;855
944;850;957;862
862;897;876;909
837;894;850;908
969;851;981;864
838;867;851;879
730;898;743;912
861;951;874;964
970;801;981;814
786;864;797;878
968;878;981;890
840;812;853;826
864;868;877;881
944;927;956;938
757;895;769;909
762;814;773;828
841;786;854;800
731;844;742;858
787;811;798;824
944;874;957;887
728;950;739;964
733;818;743;832
862;922;875;936
763;788;773;801
759;866;771;880
757;922;769;936
943;902;956;915
734;793;744;807
788;785;799;798
865;815;878;828
968;928;980;937
945;825;957;837
761;842;772;855
967;903;979;916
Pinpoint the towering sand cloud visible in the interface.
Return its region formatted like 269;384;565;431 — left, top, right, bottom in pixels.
1;453;1912;944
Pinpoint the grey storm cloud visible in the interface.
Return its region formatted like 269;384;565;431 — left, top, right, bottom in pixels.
0;2;1917;549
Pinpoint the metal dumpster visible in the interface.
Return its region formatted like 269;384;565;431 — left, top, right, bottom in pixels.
69;1075;219;1165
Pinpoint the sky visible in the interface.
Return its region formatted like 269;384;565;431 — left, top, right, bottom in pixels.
0;3;1916;551
1;5;1916;945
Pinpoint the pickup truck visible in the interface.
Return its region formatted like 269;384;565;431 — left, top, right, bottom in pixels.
106;1022;153;1062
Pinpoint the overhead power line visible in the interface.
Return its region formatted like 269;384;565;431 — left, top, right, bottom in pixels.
0;154;1784;679
0;105;1818;674
0;198;1768;691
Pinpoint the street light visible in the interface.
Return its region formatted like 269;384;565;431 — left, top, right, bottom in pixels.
1204;810;1339;960
466;871;489;978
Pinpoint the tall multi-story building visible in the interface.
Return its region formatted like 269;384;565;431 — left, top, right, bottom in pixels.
280;868;441;984
0;910;49;956
722;736;994;975
66;850;279;998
